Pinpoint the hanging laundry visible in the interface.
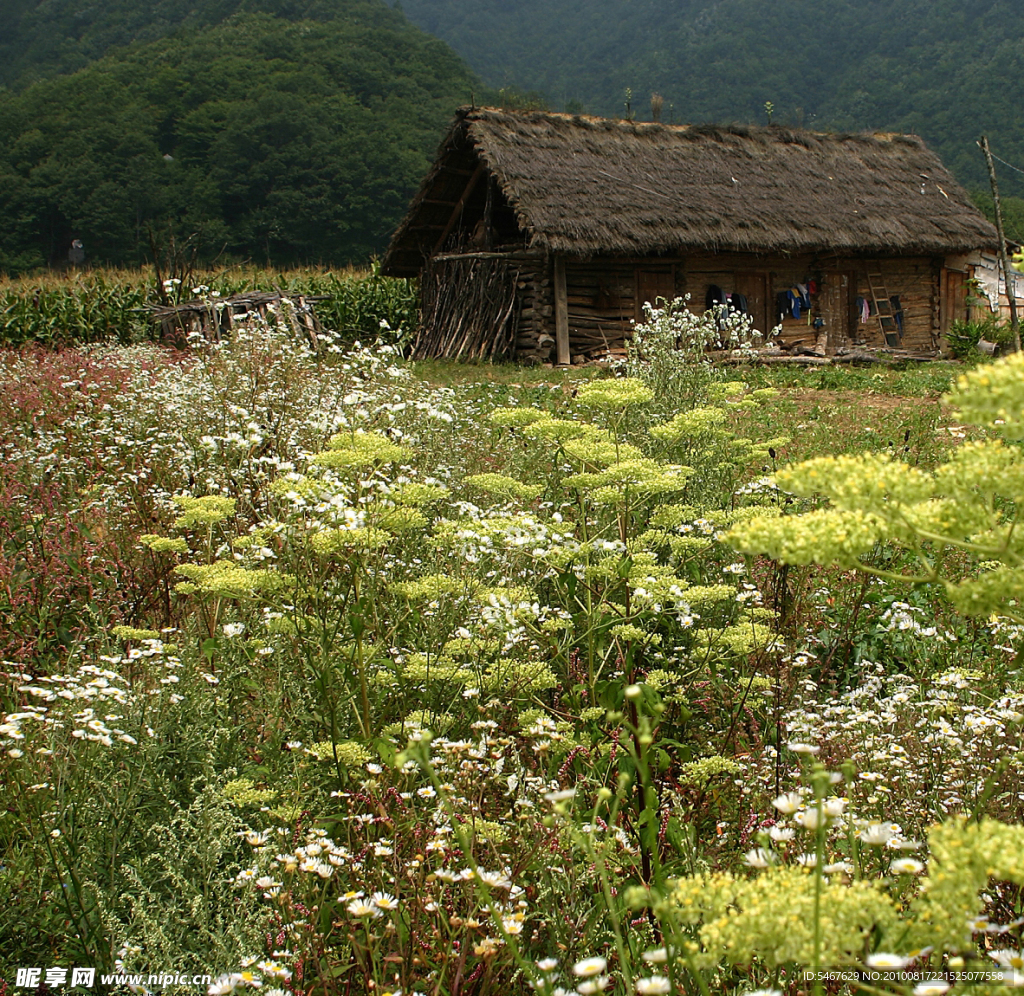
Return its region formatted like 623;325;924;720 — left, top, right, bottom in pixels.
890;295;904;335
787;290;801;320
731;292;749;315
807;279;818;296
776;291;790;322
705;284;725;309
795;283;811;309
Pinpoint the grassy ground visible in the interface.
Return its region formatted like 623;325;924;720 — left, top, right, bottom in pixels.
415;356;963;469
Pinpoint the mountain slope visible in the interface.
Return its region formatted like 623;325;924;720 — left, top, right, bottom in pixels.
398;0;1024;196
0;2;477;272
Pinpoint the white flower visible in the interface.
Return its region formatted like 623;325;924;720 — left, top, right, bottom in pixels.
347;900;380;918
889;858;925;875
636;977;671;994
859;822;898;846
768;826;795;842
222;622;246;638
991;951;1024;971
795;808;824;830
577;978;610;994
372;891;399;911
536;958;559;972
744;847;775;869
641;948;668;964
912;982;950;996
867;954;909;969
573;957;608;978
771;792;803;814
788;741;820;754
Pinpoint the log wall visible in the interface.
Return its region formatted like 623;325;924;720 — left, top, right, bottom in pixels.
563;259;641;362
417;250;945;363
849;258;941;352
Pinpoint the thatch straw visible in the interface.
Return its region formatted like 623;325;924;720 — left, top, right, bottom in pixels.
383;107;996;275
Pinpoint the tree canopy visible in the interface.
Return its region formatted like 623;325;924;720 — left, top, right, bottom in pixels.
0;1;477;273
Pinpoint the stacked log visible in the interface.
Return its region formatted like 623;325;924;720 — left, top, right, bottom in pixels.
512;255;553;363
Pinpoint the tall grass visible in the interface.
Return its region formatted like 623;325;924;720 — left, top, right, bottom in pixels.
0;264;417;346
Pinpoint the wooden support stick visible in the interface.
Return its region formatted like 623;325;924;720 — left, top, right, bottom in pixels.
979;135;1021;350
554;255;570;365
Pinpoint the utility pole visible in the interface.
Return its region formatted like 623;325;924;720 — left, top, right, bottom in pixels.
979;135;1020;351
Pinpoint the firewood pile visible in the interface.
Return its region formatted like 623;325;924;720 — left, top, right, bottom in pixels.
149;291;323;343
413;255;520;361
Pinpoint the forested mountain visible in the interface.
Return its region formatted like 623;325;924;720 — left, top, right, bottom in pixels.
2;0;1022;275
399;0;1024;199
0;0;477;273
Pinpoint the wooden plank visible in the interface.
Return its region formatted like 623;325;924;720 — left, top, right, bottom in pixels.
432;164;485;254
554;255;570;365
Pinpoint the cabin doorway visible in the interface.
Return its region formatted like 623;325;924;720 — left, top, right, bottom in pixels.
636;268;676;320
734;271;769;339
820;271;850;352
940;269;967;336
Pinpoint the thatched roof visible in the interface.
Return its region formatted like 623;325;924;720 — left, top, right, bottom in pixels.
382;107;997;276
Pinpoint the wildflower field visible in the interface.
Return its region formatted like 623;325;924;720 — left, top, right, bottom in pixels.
1;301;1024;996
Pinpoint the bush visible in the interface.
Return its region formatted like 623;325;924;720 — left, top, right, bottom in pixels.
945;314;1014;359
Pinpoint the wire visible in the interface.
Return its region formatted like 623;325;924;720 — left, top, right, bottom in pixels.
991;152;1024;177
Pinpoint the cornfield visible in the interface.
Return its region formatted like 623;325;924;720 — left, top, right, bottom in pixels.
0;264;418;346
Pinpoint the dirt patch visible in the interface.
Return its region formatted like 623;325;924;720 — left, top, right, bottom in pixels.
780;388;939;417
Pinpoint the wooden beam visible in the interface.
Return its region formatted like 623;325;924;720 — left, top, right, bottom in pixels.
554;255;570;365
483;174;494;250
432;163;485;253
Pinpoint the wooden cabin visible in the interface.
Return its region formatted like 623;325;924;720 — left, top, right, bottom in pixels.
382;107;999;364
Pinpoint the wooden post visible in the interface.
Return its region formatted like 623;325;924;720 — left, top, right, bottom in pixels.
554;255;570;365
979;135;1020;351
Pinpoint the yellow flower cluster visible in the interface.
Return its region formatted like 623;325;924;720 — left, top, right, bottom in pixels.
311;430;411;469
650;407;728;442
111;625;162;641
391;574;478;601
172;494;237;528
306;740;372;767
775;452;932;511
574;378;655;408
488;406;548;427
309;526;392;554
729;507;886;569
677;755;741;787
174;561;286;596
223;778;278;808
946;351;1024;438
139;534;189;554
908;818;1024;952
671;865;898;968
464;473;545;502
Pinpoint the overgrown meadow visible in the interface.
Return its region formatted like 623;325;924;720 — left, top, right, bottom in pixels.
1;300;1024;996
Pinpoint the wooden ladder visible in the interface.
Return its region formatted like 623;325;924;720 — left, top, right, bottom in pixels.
865;263;900;345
